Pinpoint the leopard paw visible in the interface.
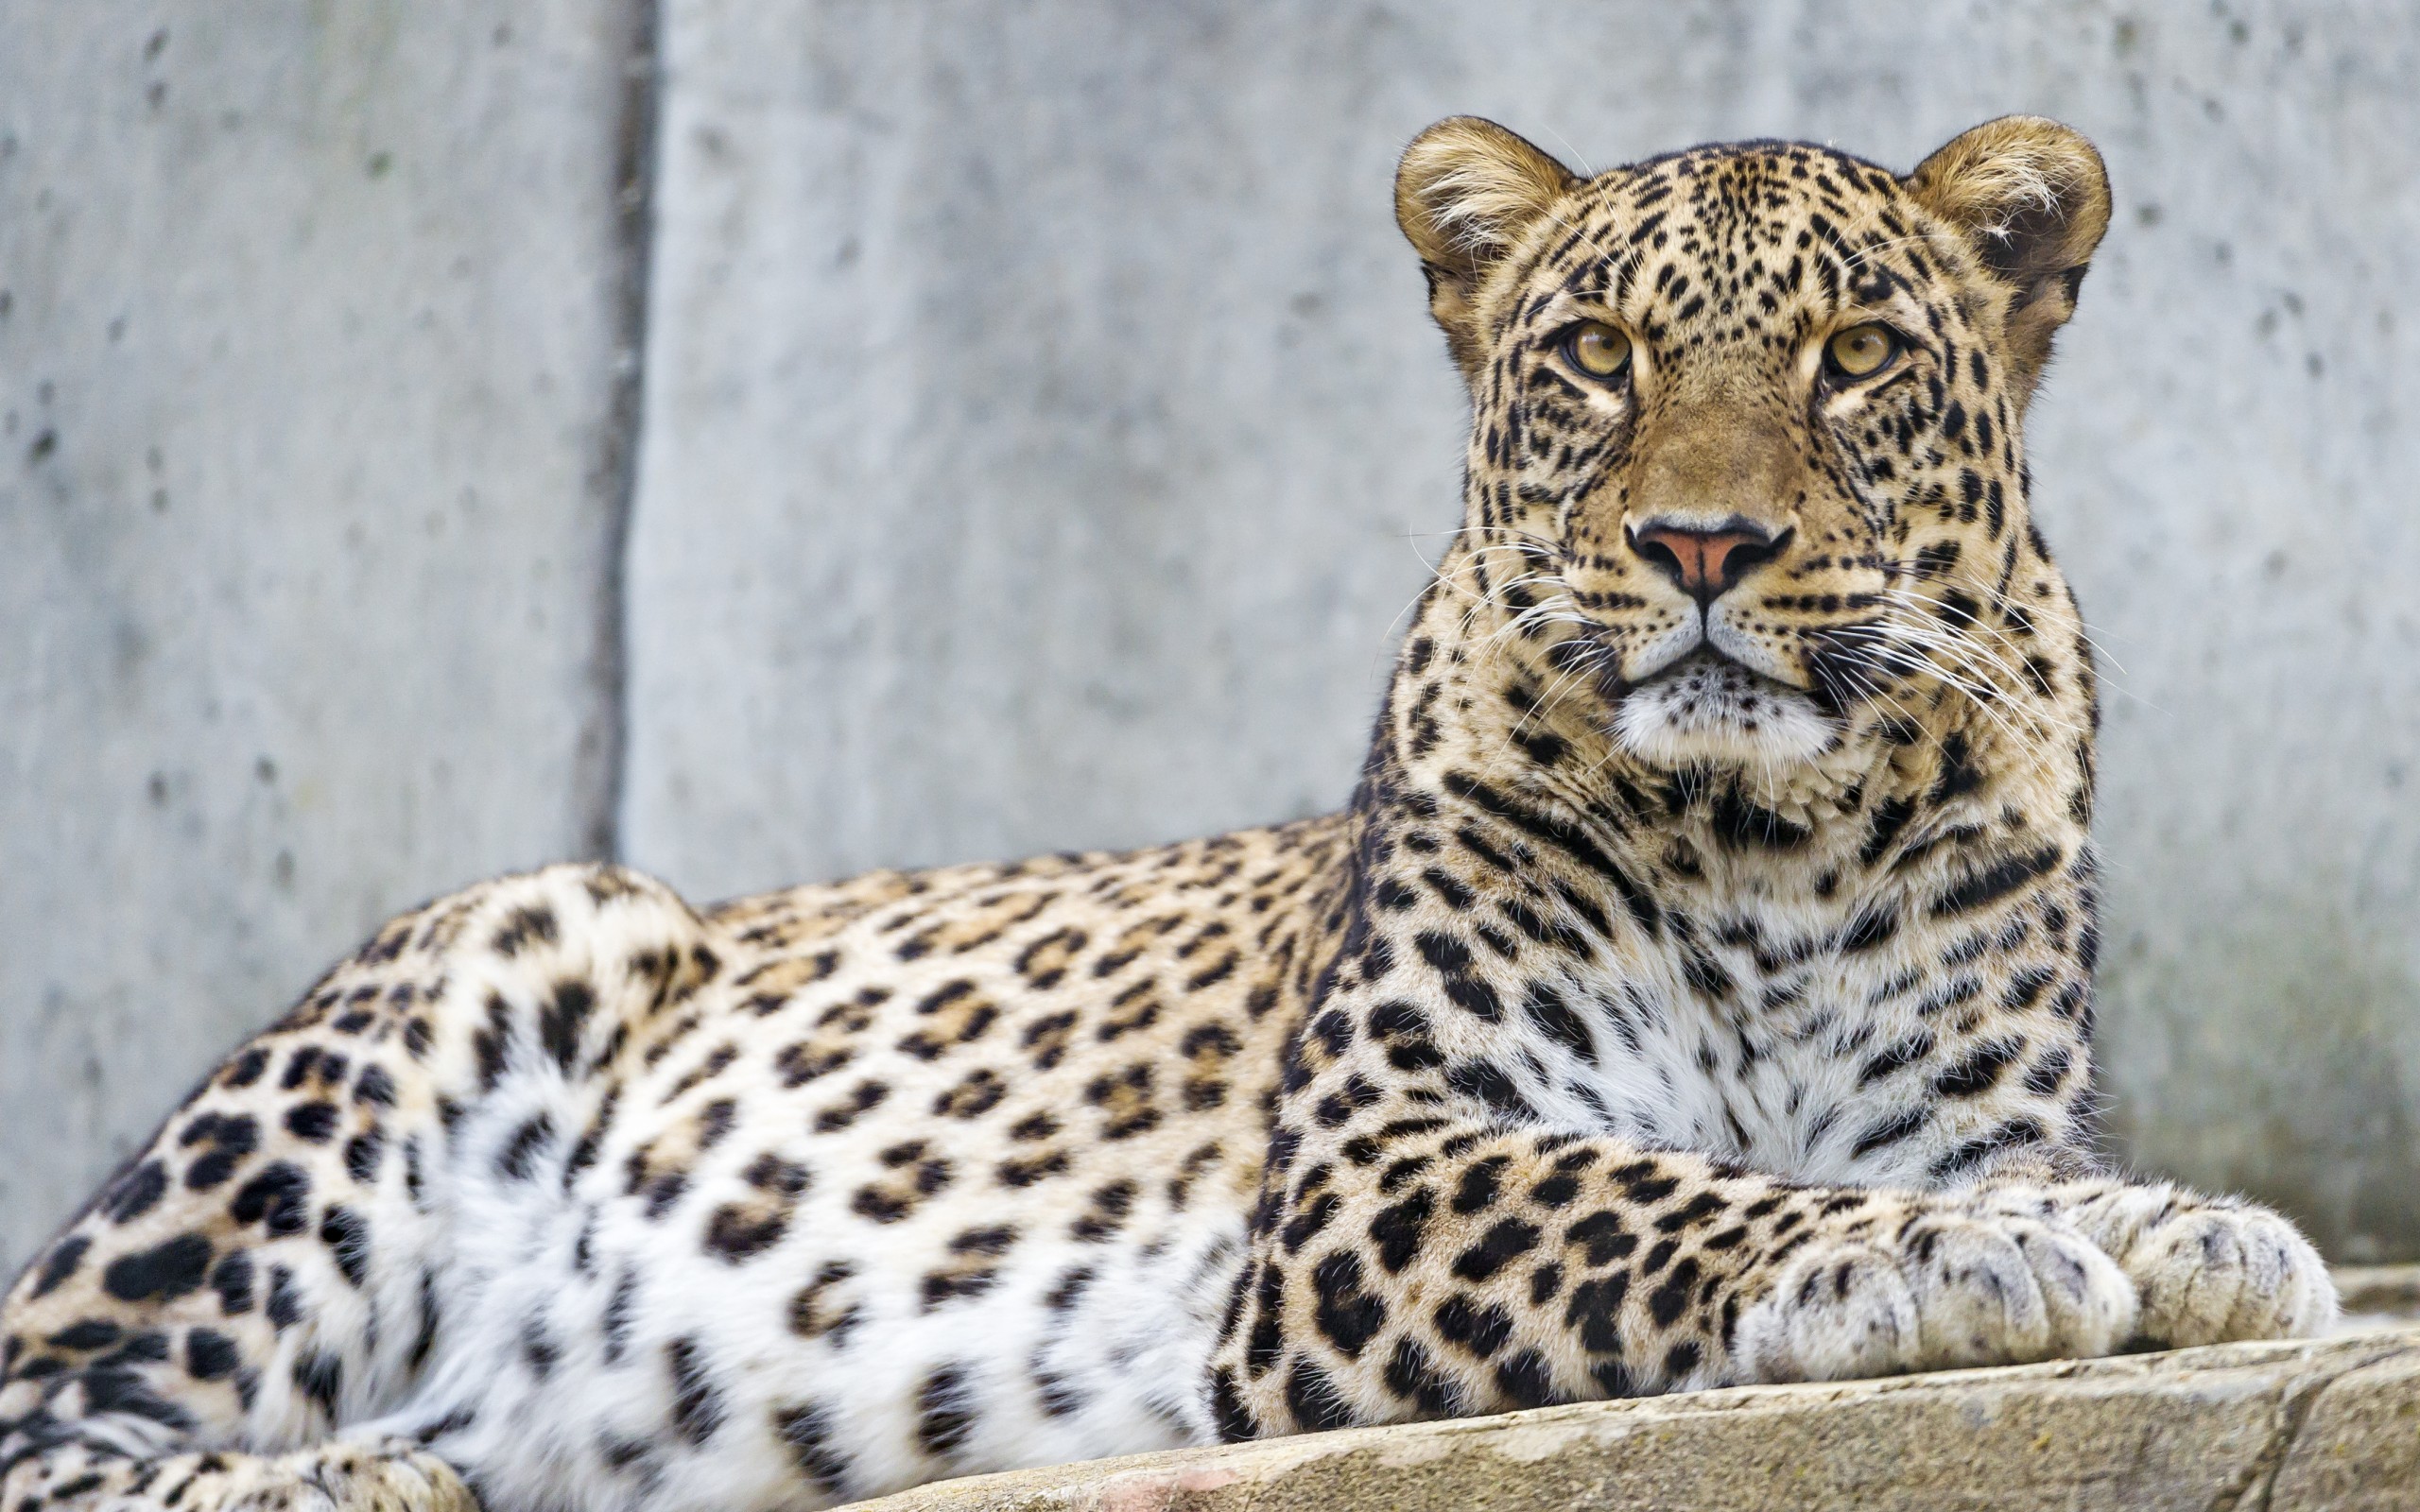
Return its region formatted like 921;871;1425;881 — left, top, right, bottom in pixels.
2059;1185;2337;1349
1732;1206;2135;1383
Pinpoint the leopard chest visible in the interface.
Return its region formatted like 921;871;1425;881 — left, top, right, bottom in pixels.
1478;888;1970;1185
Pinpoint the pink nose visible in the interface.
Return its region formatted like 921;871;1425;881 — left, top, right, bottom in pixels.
1629;521;1785;605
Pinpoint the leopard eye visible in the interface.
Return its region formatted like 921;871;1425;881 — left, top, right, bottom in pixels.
1824;323;1901;380
1564;321;1632;380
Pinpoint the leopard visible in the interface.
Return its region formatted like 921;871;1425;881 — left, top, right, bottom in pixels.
1;114;2338;1512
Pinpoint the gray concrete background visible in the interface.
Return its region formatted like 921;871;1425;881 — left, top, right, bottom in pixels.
6;0;2418;1272
0;0;650;1275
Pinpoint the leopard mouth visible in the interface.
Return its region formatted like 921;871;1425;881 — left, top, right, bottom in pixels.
1597;644;1787;699
1631;647;1804;704
1601;649;1841;766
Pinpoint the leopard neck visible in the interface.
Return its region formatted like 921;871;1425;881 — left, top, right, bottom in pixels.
1354;539;2099;919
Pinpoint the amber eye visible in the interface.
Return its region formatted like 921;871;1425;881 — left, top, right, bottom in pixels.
1824;323;1901;380
1564;321;1632;379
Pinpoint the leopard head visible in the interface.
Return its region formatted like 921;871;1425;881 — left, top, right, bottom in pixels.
1396;116;2109;774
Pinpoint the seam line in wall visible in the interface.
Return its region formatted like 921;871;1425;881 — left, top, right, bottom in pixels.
583;0;666;864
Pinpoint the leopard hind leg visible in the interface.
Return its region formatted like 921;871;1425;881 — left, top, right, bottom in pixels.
1;863;716;1511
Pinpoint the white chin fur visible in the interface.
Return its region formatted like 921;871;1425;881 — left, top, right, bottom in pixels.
1611;655;1839;767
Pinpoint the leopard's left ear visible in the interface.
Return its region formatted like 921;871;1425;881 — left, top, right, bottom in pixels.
1906;116;2111;400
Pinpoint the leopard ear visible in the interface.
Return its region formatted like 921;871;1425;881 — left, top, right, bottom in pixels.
1396;117;1579;381
1906;116;2112;400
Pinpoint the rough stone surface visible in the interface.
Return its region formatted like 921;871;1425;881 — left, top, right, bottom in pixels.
0;0;650;1277
840;1332;2420;1512
9;3;2420;1272
621;2;2420;1259
2270;1347;2420;1512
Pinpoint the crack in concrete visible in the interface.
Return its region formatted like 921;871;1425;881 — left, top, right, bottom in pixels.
2228;1373;2327;1512
2199;1342;2403;1512
577;0;665;865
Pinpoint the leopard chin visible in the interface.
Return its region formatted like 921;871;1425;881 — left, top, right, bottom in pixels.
1607;649;1840;767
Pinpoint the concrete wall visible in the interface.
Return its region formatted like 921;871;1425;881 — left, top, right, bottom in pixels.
7;1;2419;1270
0;0;651;1278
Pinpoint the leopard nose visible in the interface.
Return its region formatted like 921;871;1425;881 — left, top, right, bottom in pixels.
1627;518;1789;606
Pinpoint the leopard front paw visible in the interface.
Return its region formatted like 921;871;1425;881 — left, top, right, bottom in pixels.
2062;1186;2337;1349
1732;1206;2136;1384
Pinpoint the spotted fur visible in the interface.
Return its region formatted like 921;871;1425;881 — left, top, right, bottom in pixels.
2;116;2333;1512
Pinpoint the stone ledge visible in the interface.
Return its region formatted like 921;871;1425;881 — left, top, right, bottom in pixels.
2335;1263;2420;1331
851;1325;2420;1511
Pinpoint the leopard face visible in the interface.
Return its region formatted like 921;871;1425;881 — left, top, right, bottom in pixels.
1397;117;2111;772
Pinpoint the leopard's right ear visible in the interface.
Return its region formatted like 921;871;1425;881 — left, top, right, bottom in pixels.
1395;117;1578;381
